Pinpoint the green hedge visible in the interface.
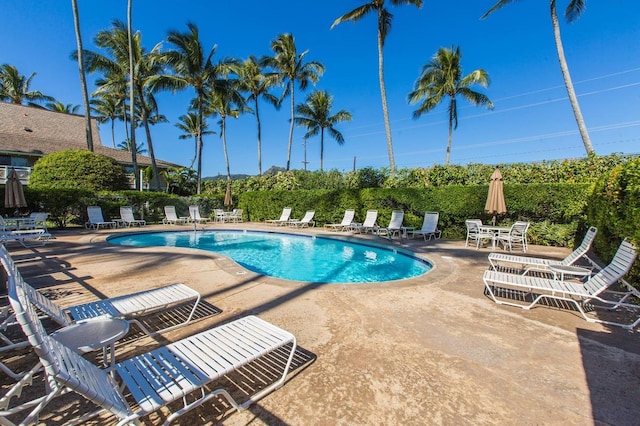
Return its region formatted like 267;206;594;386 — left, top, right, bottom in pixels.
587;158;640;284
238;184;590;244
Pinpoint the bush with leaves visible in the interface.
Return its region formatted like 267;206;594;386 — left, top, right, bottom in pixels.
29;149;128;191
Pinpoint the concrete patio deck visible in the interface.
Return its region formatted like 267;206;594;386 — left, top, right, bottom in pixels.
1;222;639;425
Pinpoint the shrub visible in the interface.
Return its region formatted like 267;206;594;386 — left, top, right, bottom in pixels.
29;149;128;191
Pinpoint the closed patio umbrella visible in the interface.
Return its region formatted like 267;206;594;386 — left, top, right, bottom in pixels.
484;168;507;225
224;180;233;210
4;168;27;213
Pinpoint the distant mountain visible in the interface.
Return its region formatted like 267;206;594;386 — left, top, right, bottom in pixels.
203;166;286;181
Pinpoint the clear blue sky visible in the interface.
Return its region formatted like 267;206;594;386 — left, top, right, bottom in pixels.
2;1;639;177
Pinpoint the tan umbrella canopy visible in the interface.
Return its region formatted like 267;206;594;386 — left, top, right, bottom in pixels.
484;168;507;225
4;168;27;212
224;180;233;209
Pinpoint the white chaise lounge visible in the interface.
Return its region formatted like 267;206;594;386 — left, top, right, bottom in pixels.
324;209;355;231
85;206;116;230
408;211;442;241
483;238;640;329
266;207;292;226
488;226;598;273
5;249;297;426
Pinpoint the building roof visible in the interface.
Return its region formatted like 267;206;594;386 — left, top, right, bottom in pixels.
0;102;180;168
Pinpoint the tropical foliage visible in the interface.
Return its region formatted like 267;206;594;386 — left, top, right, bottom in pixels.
294;90;352;171
0;64;53;105
266;33;325;171
408;45;493;165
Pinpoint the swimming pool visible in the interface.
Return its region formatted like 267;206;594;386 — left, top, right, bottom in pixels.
108;230;432;284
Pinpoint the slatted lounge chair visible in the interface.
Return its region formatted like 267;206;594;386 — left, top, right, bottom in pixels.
0;229;52;248
189;205;212;224
266;207;292;226
483;239;640;329
0;244;200;337
488;226;598;273
162;205;188;225
6;263;297;426
377;210;405;239
119;206;146;227
408;212;442;241
495;221;530;252
85;206;116;230
352;210;378;234
288;210;315;228
324;209;355;231
0;215;17;232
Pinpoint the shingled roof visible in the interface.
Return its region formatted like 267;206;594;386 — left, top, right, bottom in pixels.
0;102;180;168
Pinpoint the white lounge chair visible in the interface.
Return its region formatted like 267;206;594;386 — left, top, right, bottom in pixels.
119;206;146;227
377;210;404;239
266;207;292;226
288;210;315;228
85;206;116;230
6;259;297;425
163;205;188;225
408;212;442;241
0;215;17;232
483;239;640;329
495;221;530;252
324;209;355;231
189;205;212;224
0;229;52;248
0;244;201;337
352;210;378;234
488;226;598;273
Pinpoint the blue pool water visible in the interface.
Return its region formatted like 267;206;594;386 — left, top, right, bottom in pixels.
108;230;431;284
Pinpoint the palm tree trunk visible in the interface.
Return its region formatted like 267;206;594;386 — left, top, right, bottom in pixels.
550;0;594;154
127;0;139;190
377;24;395;175
320;128;325;172
446;114;453;165
71;0;94;152
221;117;231;181
110;118;116;148
141;113;160;190
286;81;295;171
196;105;203;194
255;97;262;175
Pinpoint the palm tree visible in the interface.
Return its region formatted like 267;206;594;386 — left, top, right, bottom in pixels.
91;95;121;148
175;111;214;169
71;0;94;151
408;45;493;165
236;56;281;175
0;64;53;105
482;0;594;154
332;0;423;175
159;23;232;194
118;138;147;154
83;21;165;190
205;76;246;182
45;101;80;114
266;33;324;171
126;0;139;188
294;90;352;171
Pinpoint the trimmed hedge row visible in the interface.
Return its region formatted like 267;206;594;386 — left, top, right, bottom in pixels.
238;184;591;246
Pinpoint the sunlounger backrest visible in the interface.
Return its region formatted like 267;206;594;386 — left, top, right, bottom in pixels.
561;226;597;265
584;239;636;296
